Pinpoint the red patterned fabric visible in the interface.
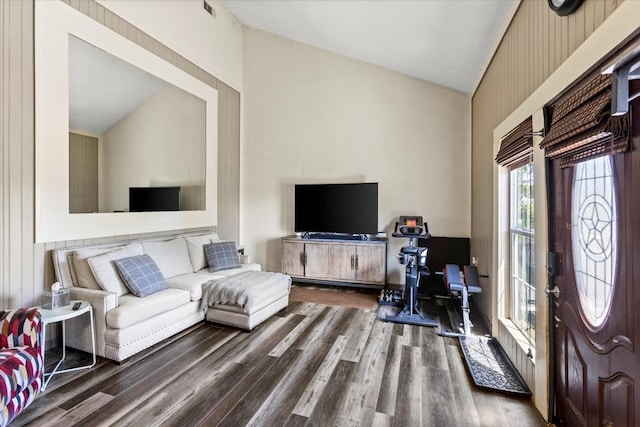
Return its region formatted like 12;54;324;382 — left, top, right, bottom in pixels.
0;308;43;427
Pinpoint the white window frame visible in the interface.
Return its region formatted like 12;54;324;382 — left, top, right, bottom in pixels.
509;163;535;343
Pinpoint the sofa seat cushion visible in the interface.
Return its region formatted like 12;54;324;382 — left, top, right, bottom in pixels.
166;273;223;301
106;288;190;329
199;263;261;277
0;346;42;405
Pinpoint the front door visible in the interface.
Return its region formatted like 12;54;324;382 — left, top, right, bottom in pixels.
549;96;640;425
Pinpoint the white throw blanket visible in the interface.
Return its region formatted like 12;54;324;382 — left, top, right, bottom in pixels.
200;271;291;314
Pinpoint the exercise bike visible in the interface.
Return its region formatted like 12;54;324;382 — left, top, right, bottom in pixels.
384;216;439;328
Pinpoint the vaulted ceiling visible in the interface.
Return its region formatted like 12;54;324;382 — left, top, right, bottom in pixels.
220;0;517;94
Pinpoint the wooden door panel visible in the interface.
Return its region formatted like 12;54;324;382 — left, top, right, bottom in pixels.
305;243;331;279
329;244;356;281
355;244;385;284
600;373;634;427
282;241;305;276
552;95;640;426
562;321;588;426
555;160;628;427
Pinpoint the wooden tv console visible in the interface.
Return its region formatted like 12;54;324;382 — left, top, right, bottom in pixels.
281;236;387;288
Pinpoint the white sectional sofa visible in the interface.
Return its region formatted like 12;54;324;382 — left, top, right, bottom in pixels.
51;232;291;362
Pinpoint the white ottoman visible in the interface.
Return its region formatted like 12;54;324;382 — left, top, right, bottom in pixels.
203;271;291;330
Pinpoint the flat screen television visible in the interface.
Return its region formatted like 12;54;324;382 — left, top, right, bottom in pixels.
294;183;378;235
129;186;181;212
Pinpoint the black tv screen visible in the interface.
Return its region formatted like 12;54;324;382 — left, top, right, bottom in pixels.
129;186;181;212
294;183;378;234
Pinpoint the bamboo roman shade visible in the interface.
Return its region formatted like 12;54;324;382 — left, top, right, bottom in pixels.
495;117;533;169
540;73;629;168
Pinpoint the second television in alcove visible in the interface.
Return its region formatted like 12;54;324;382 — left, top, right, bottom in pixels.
129;186;181;212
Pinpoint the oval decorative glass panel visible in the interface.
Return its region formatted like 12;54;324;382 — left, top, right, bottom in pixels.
572;156;617;328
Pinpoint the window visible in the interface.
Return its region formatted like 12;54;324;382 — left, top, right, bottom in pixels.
510;162;535;342
572;156;617;328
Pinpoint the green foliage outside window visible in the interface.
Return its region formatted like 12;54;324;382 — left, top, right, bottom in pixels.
514;163;534;232
510;163;535;343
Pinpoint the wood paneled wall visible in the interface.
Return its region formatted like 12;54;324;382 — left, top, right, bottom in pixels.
0;0;241;309
0;0;37;310
471;0;623;319
69;133;98;214
471;0;624;397
216;81;241;242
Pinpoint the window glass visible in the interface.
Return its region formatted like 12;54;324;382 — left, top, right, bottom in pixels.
510;163;535;342
572;156;617;328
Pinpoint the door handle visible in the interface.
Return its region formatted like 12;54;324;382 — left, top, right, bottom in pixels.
355;254;358;270
545;286;560;298
351;254;354;269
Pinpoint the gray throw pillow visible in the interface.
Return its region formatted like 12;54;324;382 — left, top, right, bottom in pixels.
114;254;167;297
204;241;241;272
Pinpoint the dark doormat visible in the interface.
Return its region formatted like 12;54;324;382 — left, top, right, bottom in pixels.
458;335;532;397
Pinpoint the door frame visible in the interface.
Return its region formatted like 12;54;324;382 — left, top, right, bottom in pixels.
490;2;640;420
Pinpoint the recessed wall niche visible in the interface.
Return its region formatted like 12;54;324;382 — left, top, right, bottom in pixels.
68;35;206;214
35;1;218;242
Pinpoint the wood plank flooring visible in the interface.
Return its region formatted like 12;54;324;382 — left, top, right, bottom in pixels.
16;297;546;427
289;285;380;310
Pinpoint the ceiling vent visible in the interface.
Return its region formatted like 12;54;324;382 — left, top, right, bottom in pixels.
203;1;216;18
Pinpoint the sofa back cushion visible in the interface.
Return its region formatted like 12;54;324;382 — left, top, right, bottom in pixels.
51;243;122;288
51;247;81;288
114;255;167;297
72;246;123;290
87;243;143;297
204;241;241;272
142;238;193;279
185;232;220;272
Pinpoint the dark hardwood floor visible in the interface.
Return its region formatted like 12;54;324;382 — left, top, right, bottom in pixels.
16;296;546;427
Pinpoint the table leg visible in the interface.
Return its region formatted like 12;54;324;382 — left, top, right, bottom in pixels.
89;306;96;367
41;307;97;390
41;323;46;388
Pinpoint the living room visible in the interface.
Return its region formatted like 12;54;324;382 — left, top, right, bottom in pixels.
2;0;640;425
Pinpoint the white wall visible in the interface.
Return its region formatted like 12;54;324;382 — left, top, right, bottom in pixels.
101;85;206;212
241;28;471;283
98;0;243;91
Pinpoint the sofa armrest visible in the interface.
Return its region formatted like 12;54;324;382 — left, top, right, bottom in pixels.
0;308;42;350
66;287;118;358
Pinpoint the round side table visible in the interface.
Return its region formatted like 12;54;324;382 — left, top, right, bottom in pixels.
38;300;96;390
